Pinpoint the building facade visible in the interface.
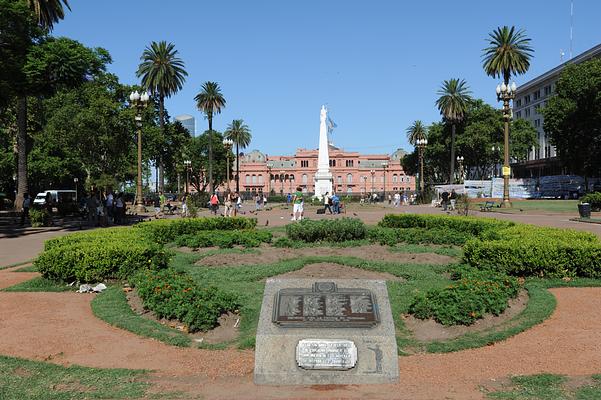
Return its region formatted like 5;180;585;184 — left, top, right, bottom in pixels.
175;114;196;137
512;43;601;177
228;146;414;197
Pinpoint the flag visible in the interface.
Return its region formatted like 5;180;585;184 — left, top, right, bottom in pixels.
327;116;337;134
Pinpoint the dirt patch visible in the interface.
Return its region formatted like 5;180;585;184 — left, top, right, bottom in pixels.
0;265;40;290
196;244;455;267
274;262;404;281
176;246;219;254
126;288;239;345
403;290;529;341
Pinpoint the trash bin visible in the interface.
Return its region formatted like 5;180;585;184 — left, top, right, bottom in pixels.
578;203;591;219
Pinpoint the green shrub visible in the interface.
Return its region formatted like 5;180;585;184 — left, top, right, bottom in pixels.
29;208;51;227
272;237;298;248
367;226;471;246
174;230;272;249
286;218;367;242
131;268;239;332
135;217;257;244
378;214;513;238
581;192;601;211
35;241;170;282
44;228;149;251
409;267;521;325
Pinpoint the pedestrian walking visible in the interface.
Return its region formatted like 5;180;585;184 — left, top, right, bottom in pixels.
291;187;303;221
323;192;333;214
20;193;30;226
210;192;219;215
441;190;450;211
224;192;233;217
450;189;457;211
181;193;188;218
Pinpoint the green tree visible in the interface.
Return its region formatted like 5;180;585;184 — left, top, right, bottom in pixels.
224;119;251;193
186;130;230;193
510;119;537;162
406;120;427;146
482;26;533;85
195;81;226;194
136;41;187;192
543;59;601;178
12;0;70;208
435;78;471;182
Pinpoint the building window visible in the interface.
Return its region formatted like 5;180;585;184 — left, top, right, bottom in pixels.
347;187;352;194
516;99;522;107
544;85;552;96
346;174;352;183
524;95;531;104
301;160;309;168
392;174;398;183
525;108;531;117
516;111;522;119
329;160;336;167
345;160;354;167
337;176;342;184
533;89;540;100
534;119;541;128
302;174;308;184
380;176;385;183
245;175;250;184
251;175;256;184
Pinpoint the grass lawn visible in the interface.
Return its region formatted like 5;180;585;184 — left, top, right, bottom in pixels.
0;354;184;399
471;199;580;214
486;373;601;399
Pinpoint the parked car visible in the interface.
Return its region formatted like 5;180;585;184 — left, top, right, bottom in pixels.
33;190;78;215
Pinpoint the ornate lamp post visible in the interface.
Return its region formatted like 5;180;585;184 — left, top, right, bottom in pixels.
382;161;389;201
416;138;428;193
456;156;465;184
222;138;233;192
280;170;285;195
73;177;78;202
496;81;517;207
370;169;375;197
129;90;150;213
183;160;191;194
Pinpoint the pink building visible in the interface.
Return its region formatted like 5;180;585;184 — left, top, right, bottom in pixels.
227;145;415;197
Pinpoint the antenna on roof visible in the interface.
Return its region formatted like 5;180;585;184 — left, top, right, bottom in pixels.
570;0;574;59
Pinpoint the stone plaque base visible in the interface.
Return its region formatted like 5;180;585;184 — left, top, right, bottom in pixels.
254;279;399;385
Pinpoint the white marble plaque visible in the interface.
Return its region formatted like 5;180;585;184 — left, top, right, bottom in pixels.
296;339;357;370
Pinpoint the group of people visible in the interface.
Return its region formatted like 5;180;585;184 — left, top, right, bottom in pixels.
208;191;243;217
85;190;127;226
388;192;414;207
322;192;342;214
440;189;458;211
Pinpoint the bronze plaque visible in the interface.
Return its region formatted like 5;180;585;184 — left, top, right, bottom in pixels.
272;282;380;328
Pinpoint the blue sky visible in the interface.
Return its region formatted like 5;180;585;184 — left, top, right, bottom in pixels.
53;0;600;156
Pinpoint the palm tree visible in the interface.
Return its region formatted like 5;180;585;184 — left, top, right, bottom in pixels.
435;78;471;183
195;82;226;194
137;41;187;192
16;0;70;208
406;120;427;146
224;119;252;193
482;26;533;85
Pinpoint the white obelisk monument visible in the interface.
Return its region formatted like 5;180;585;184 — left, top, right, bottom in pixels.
314;105;333;198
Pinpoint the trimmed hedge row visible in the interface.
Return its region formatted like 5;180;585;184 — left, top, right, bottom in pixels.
286;218;367;242
378;214;513;239
174;230;272;249
43;227;149;251
131;268;239;332
36;240;170;282
367;226;471;246
409;266;521;325
134;217;257;244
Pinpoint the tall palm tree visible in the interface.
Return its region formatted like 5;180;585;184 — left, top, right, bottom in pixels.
137;41;187;192
482;26;533;85
16;0;70;208
406;120;427;146
224;119;252;193
195;82;226;194
435;78;471;183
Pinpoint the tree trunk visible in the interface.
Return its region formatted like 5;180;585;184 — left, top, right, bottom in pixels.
208;114;213;194
15;95;28;210
158;95;165;193
236;143;240;193
450;123;456;184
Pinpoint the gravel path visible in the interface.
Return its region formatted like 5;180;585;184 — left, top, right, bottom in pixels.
1;267;600;400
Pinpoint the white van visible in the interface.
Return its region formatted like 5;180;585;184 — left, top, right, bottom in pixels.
33;190;77;206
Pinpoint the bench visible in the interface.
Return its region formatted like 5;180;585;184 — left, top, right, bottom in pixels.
480;201;495;212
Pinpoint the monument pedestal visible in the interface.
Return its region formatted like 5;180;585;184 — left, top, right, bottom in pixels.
254;279;399;385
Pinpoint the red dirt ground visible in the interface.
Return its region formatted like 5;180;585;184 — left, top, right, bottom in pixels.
1;265;600;399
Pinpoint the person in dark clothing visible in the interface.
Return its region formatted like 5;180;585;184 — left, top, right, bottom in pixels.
450;189;458;210
20;193;30;226
441;190;450;211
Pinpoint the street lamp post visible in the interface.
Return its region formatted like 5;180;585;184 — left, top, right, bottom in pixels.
370;169;375;199
417;138;428;194
183;160;191;194
280;170;285;195
222;138;233;192
129;90;150;213
382;161;388;203
73;177;78;202
496;81;517;208
456;156;465;184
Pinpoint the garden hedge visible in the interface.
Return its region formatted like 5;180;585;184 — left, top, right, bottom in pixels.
378;214;513;238
367;226;471;246
286;218;367;242
409;266;521;325
135;217;257;244
131;268;239;332
174;229;272;249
